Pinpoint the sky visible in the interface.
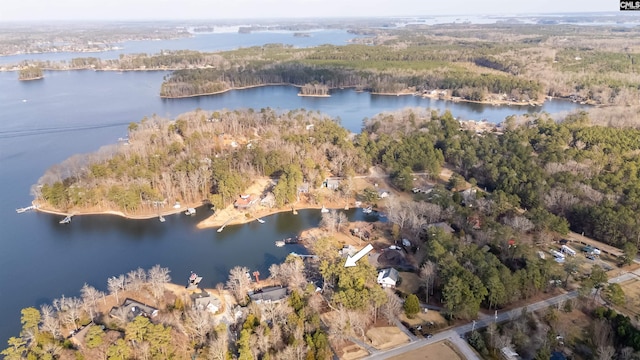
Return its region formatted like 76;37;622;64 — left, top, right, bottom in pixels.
0;0;623;22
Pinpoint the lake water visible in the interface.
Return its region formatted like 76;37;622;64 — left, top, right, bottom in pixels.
0;45;587;344
0;29;360;65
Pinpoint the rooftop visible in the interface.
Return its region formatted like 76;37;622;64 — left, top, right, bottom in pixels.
249;286;288;304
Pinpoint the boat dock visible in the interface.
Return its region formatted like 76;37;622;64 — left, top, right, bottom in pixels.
289;252;318;259
217;216;238;233
16;205;37;213
59;215;72;224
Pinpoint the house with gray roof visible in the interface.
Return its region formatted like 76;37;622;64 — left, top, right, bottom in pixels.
377;268;400;288
249;286;288;304
109;298;158;322
191;291;222;313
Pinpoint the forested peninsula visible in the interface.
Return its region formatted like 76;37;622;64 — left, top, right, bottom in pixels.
34;107;640;251
10;24;640;110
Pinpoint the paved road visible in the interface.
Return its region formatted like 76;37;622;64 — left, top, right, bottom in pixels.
364;271;639;360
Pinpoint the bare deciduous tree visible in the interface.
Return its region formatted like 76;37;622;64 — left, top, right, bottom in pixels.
107;275;126;304
184;308;213;346
148;264;171;299
57;296;83;331
125;267;147;291
208;329;229;360
381;289;403;325
40;304;62;339
80;283;105;321
502;215;535;233
420;261;437;303
226;266;251;305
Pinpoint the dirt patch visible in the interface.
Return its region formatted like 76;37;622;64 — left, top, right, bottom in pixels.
547;308;592;343
388;341;463;360
366;326;410;350
377;249;414;270
618;279;640;317
338;342;369;360
400;311;447;328
397;272;421;295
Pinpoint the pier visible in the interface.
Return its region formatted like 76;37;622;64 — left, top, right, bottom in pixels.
217;216;238;233
16;205;37;213
289;252;318;259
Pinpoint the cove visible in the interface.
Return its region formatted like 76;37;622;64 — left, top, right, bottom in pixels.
0;68;586;343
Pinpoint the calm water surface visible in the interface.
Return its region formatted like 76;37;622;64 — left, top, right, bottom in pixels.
0;29;359;65
0;58;586;343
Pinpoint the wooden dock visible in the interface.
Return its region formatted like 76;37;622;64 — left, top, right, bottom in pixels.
217;216;238;233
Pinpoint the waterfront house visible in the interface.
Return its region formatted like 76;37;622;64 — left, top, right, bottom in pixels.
323;177;341;190
260;192;276;208
297;183;310;194
191;291;221;313
249;286;288;304
377;268;399;288
234;194;258;209
109;298;158;322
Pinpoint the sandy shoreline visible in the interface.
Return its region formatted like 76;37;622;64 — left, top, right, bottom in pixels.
32;200;353;229
33;201;208;220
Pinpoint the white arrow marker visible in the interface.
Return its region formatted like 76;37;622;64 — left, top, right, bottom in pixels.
345;244;374;267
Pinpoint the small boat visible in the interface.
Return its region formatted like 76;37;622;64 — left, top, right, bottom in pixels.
257;218;265;224
59;215;72;224
320;206;329;213
362;206;373;214
185;208;196;216
159;215;165;223
275;240;285;247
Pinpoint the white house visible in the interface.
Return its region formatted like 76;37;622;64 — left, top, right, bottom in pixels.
377;268;400;288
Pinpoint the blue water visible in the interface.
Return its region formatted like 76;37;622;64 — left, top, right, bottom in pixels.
0;48;587;344
0;29;359;65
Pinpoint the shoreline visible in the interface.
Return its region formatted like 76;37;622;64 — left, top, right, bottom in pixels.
297;93;331;97
159;83;301;99
33;201;209;220
32;200;353;228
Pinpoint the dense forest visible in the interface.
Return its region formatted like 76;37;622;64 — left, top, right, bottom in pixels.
34;108;367;212
20;106;640;359
359;108;640;248
18;66;43;80
12;24;640;108
35;106;640;252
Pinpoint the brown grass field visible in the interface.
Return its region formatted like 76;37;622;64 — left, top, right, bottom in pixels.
388;341;463;360
366;326;410;350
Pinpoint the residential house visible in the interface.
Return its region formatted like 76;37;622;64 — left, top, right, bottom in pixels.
500;347;520;360
427;222;455;234
191;291;221;313
261;192;276;208
234;194;258;209
297;183;310;194
377;189;390;199
323;177;341;190
249;286;288;304
377;268;400;288
109;299;158;322
459;188;477;206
